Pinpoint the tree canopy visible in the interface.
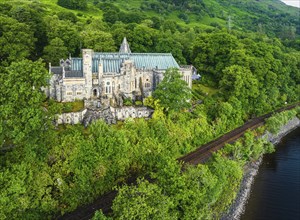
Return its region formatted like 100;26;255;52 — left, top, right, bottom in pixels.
153;68;192;112
0;59;49;147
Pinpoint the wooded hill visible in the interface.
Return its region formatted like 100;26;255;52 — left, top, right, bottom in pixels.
0;0;299;219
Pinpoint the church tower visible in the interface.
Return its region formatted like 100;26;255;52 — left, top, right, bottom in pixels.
82;49;93;98
119;37;131;53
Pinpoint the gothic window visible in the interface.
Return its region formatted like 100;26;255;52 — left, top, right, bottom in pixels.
105;82;111;94
135;78;137;89
66;91;73;96
145;82;151;88
112;82;115;92
93;89;97;97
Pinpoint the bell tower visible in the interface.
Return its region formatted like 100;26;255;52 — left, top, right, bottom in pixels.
82;49;93;98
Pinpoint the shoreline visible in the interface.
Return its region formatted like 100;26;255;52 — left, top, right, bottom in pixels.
221;117;300;220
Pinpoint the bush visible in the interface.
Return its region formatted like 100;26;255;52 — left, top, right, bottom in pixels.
123;98;133;106
135;100;143;106
265;109;297;134
57;0;87;10
57;11;78;23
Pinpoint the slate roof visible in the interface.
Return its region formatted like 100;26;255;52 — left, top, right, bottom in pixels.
71;58;83;72
93;53;179;73
51;67;63;75
51;52;180;76
51;58;84;78
65;70;83;78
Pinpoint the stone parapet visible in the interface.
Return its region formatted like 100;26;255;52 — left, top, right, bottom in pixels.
55;109;87;125
55;106;154;126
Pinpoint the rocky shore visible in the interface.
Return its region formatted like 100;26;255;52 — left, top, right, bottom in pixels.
221;117;300;220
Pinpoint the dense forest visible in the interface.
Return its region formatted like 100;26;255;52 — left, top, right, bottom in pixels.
0;0;299;219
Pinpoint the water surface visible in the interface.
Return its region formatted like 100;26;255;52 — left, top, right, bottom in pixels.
241;127;300;220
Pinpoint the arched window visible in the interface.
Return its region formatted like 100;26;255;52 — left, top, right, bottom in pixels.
112;81;115;92
93;89;97;97
145;78;151;88
105;82;111;94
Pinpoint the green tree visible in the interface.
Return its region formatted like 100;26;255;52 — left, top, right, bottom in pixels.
9;3;48;59
57;0;87;10
220;65;259;114
45;16;80;55
112;179;175;220
191;32;241;83
43;38;69;65
155;32;186;64
0;59;49;148
129;25;158;52
0;15;35;65
153;68;192;111
80;30;116;52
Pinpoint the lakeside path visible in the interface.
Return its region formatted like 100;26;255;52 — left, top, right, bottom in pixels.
57;103;300;220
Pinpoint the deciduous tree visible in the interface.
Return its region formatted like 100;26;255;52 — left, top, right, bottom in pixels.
0;59;49;147
153;68;192;111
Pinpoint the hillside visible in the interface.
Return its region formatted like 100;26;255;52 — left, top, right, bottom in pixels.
4;0;298;37
0;0;300;219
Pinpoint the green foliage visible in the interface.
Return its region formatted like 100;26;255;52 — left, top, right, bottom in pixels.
0;59;49;147
111;145;244;220
134;100;143;106
93;209;110;220
57;11;78;23
80;30;116;52
222;131;275;162
123;98;133;106
153;68;192;112
0;0;299;219
57;0;87;10
112;179;176;220
0;15;35;65
265;109;297;134
45;15;80;55
43;37;69;65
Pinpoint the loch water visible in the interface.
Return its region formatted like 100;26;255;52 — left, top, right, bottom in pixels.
241;127;300;220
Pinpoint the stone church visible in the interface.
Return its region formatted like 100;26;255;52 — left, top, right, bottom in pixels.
48;38;196;106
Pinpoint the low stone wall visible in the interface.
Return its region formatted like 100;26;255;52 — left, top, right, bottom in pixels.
110;106;153;121
56;106;154;125
222;116;300;220
56;109;87;125
83;107;116;127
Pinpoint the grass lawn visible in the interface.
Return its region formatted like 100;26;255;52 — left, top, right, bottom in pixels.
0;0;103;20
60;100;85;113
192;82;218;101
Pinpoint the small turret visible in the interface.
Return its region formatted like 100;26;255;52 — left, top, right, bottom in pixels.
119;37;131;53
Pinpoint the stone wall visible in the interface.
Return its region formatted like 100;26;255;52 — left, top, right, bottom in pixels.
110;106;153;121
56;109;87;125
83;107;116;127
56;106;154;126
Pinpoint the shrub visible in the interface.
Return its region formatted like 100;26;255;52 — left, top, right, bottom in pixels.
135;100;143;106
123;98;133;106
265;109;297;134
57;0;87;10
